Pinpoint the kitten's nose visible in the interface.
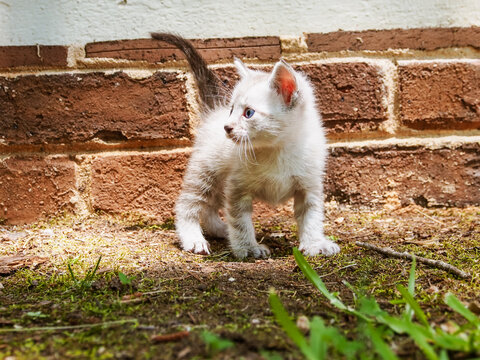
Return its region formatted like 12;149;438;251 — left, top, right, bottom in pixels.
224;125;233;134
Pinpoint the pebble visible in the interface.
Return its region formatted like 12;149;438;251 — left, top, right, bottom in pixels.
296;315;310;333
41;229;54;237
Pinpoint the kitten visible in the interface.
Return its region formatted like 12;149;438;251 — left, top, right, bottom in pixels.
151;33;340;258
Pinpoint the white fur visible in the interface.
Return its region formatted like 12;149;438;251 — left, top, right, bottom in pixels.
175;60;340;258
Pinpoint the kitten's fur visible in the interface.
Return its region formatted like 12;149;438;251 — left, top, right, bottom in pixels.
151;33;340;258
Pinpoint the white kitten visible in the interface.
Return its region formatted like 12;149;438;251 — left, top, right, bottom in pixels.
151;33;340;258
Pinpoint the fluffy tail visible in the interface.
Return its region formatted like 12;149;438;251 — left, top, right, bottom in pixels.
151;32;225;110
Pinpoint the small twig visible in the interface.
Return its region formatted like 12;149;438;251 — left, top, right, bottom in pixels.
356;241;470;279
318;263;357;278
141;289;168;296
151;330;190;343
413;208;445;226
0;319;138;333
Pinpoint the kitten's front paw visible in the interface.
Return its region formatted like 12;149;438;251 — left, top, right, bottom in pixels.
183;240;211;255
232;243;271;259
299;239;340;257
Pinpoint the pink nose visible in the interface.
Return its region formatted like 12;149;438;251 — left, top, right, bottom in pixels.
224;125;233;134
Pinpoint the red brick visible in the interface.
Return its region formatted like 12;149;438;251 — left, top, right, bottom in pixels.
0;71;190;147
91;152;188;220
326;143;480;207
300;63;387;135
307;26;480;52
85;37;281;63
0;46;68;69
399;61;480;130
0;156;76;224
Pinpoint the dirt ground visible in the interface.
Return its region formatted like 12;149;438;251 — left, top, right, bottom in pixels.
0;203;479;359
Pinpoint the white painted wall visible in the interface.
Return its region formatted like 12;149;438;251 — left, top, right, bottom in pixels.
1;0;479;45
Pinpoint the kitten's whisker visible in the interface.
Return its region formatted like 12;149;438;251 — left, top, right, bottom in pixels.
241;137;248;164
235;137;243;163
246;134;257;164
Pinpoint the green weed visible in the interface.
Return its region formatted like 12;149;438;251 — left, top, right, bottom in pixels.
118;271;133;286
201;330;234;356
269;248;480;359
67;255;102;291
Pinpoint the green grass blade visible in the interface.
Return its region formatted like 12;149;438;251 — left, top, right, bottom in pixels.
269;289;317;360
433;331;471;352
439;350;449;360
397;285;431;329
408;256;416;296
405;256;416;320
445;293;480;326
309;316;363;359
293;248;347;310
67;263;77;283
342;280;358;306
365;323;400;360
402;321;439;360
293;248;370;321
309;316;328;359
88;255;102;281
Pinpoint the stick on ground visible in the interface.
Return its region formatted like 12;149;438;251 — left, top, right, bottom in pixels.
0;319;138;333
355;241;471;279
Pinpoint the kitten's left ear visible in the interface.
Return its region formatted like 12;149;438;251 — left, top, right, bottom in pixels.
269;59;297;107
234;57;250;78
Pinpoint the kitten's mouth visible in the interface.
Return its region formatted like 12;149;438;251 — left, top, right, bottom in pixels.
225;133;239;142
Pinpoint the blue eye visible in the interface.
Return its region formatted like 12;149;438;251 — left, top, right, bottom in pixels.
243;108;255;118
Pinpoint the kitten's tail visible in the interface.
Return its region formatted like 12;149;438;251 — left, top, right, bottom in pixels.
150;32;225;111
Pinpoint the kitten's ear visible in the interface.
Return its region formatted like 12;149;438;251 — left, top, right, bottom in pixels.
234;57;250;78
269;60;297;106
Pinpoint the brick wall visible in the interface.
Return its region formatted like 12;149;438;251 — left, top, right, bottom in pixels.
1;27;479;224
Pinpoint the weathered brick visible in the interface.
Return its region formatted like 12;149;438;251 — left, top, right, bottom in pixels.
91;151;188;220
214;63;387;137
0;156;76;224
399;61;480;130
0;71;190;147
0;45;68;69
300;63;387;135
307;26;480;52
85;37;281;63
326;143;480;207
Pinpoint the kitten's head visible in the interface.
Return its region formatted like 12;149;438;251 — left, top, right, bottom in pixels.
224;58;304;148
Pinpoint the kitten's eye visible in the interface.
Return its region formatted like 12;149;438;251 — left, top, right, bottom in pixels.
243;107;255;119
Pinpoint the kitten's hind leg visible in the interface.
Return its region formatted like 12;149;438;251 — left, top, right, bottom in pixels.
175;192;211;255
202;208;228;239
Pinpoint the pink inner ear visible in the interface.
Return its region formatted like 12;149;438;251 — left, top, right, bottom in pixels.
276;68;296;105
280;76;296;105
